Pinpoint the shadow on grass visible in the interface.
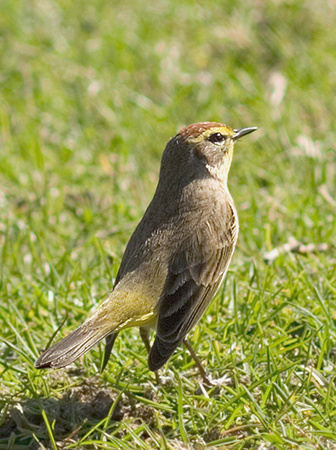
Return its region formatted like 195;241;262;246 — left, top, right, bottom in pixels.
0;378;154;448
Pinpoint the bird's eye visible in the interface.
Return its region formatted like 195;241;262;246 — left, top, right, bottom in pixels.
209;132;226;143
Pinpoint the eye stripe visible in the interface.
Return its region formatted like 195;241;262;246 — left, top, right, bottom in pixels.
186;126;233;143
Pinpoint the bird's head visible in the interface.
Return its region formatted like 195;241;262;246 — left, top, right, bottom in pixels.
160;122;257;186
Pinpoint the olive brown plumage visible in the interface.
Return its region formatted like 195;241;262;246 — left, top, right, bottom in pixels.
35;122;257;377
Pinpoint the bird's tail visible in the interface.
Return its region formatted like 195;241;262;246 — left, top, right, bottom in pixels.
35;287;152;370
34;292;122;369
35;320;112;369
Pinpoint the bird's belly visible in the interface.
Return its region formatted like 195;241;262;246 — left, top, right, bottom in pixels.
115;308;158;331
107;264;165;332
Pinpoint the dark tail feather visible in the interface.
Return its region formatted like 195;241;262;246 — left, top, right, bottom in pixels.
35;324;109;369
101;332;119;372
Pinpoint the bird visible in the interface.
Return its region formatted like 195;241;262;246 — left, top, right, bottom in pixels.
35;122;257;381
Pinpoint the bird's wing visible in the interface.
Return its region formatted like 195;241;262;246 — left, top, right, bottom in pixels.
148;202;238;371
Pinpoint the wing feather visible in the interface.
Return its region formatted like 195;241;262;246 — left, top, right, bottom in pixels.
148;202;238;371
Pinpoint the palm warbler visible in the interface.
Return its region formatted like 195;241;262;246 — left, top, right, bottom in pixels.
35;122;257;379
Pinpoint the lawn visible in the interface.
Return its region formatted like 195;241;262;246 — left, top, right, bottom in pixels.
0;0;336;448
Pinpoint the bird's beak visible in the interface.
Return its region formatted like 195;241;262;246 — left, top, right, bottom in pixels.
232;127;258;141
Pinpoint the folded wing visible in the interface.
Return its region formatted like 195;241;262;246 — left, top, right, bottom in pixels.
148;202;238;371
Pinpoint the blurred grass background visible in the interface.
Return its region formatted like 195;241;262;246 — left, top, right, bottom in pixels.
0;0;336;448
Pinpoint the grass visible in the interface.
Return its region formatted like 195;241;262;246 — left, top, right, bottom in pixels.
0;0;336;448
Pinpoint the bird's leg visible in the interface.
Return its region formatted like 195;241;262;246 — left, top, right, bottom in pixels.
139;327;152;353
139;327;161;384
183;338;212;386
